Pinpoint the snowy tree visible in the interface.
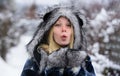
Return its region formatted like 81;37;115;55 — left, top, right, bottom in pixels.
0;0;14;60
0;0;24;61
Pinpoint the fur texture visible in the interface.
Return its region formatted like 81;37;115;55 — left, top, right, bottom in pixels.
27;7;87;57
37;47;87;73
26;7;88;74
67;49;87;67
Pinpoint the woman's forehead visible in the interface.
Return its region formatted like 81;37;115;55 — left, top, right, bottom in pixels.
56;16;71;23
57;16;69;21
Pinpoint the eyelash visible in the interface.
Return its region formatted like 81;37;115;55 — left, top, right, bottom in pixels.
67;24;71;27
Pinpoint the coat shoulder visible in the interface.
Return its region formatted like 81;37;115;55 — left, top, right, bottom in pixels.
21;58;39;76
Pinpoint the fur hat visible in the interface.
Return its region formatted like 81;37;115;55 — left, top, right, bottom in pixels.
27;7;87;57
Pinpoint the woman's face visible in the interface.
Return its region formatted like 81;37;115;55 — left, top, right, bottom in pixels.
53;17;72;46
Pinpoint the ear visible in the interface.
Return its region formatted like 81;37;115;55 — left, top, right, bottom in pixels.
75;14;83;27
43;11;52;22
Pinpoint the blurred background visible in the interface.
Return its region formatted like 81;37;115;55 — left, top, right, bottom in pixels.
0;0;120;76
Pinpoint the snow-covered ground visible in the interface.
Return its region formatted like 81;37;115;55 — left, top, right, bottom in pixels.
0;35;31;76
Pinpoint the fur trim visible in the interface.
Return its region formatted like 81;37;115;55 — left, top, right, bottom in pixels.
37;48;87;73
66;49;87;67
38;48;48;73
47;48;68;69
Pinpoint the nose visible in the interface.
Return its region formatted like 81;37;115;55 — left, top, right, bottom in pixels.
62;26;67;32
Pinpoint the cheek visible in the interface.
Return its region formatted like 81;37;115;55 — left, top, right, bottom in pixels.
68;30;72;38
53;32;58;39
53;26;62;35
53;32;61;45
68;30;73;42
53;29;60;40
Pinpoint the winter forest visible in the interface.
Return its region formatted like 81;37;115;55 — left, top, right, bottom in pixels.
0;0;120;76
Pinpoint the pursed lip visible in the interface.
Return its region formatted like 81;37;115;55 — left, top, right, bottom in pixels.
61;35;67;40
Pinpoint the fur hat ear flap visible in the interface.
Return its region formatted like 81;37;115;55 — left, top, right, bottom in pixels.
43;7;60;22
43;11;52;22
75;14;83;27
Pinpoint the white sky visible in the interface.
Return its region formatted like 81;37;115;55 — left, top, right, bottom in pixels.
15;0;68;5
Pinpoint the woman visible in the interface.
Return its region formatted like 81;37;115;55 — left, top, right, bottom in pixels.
21;7;96;76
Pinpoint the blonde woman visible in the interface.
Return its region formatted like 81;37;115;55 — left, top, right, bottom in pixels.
21;7;95;76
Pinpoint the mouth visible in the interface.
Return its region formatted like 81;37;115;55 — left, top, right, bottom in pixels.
61;35;67;41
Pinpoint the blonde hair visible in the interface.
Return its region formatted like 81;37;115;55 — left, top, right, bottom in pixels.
39;22;74;54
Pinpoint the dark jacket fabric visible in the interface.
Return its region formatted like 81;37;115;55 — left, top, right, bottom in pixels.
21;7;96;76
21;54;95;76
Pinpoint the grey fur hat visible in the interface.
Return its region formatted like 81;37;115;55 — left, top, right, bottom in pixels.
27;7;87;57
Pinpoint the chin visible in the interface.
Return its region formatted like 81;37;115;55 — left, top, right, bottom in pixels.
60;43;69;46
